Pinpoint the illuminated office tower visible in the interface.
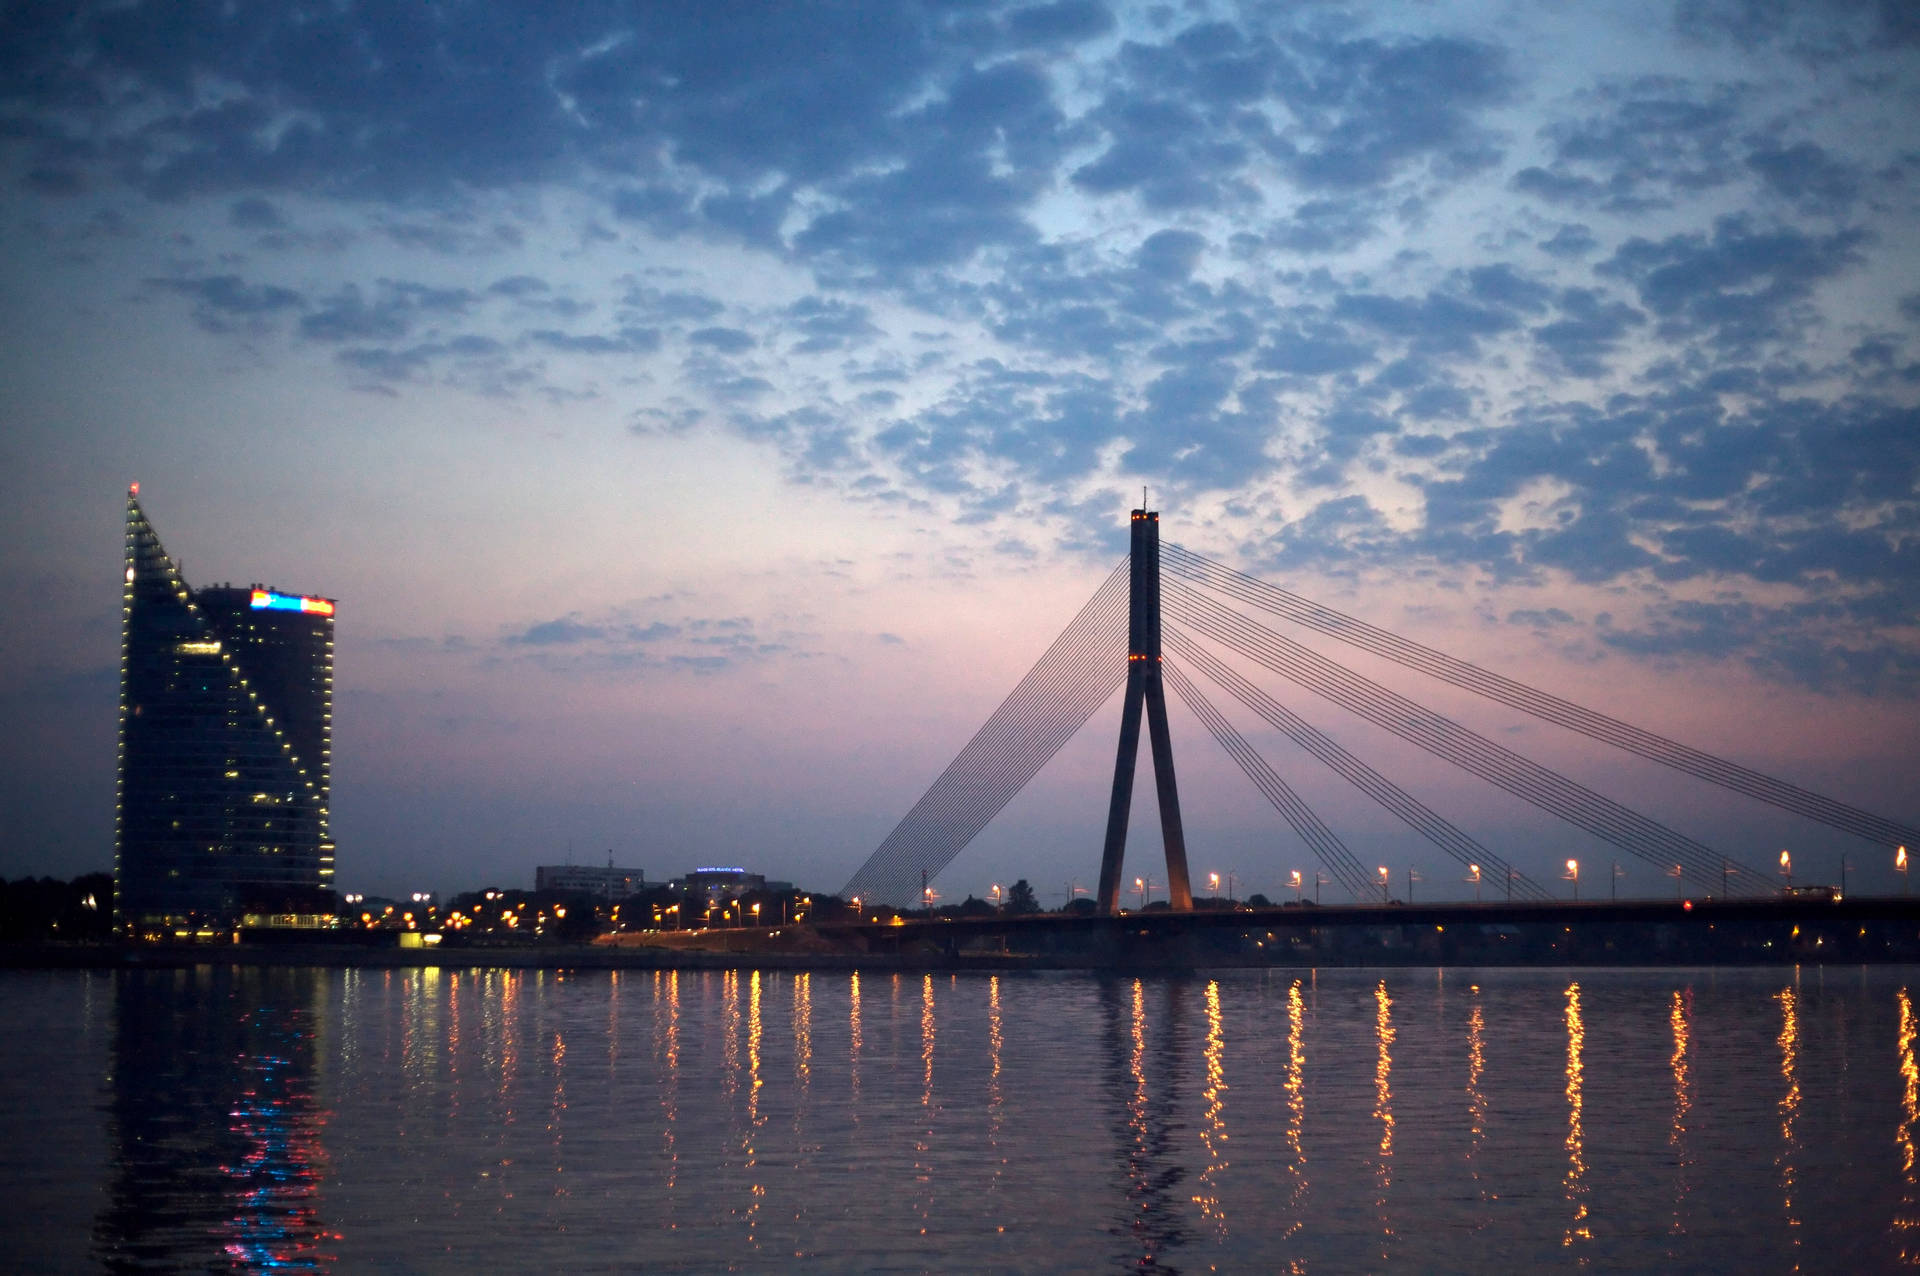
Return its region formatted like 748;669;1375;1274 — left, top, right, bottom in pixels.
117;485;336;932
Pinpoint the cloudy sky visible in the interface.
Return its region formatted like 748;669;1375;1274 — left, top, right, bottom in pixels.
3;0;1917;902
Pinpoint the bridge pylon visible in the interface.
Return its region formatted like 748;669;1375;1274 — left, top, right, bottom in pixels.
1096;508;1194;913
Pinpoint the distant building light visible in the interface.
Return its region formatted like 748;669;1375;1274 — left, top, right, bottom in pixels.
694;867;747;874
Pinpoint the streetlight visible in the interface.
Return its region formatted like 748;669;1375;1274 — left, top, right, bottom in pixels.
1467;864;1481;903
1900;846;1909;896
990;883;1003;908
1314;872;1328;905
1779;849;1793;895
1377;866;1390;904
752;901;762;927
1208;872;1221;899
1135;876;1147;910
1289;869;1304;902
1565;858;1580;901
1669;863;1684;899
1406;867;1420;902
1611;861;1624;902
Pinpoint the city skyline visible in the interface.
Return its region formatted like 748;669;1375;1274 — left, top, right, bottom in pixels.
3;1;1917;901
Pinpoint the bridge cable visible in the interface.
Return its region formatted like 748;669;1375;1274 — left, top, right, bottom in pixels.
880;573;1130;884
1165;579;1768;894
840;561;1130;907
1165;542;1920;851
845;584;1126;907
1167;628;1554;902
1167;580;1754;892
840;587;1124;909
1162;660;1375;900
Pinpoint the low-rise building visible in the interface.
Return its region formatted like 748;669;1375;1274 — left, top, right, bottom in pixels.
534;864;646;898
671;867;793;905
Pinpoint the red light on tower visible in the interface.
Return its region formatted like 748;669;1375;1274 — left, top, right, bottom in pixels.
129;481;140;496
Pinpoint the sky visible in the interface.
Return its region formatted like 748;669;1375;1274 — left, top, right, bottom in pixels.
2;0;1917;904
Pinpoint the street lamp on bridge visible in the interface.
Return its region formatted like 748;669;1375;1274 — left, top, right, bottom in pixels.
1290;869;1304;903
1467;863;1481;903
1779;848;1793;894
1565;858;1580;901
1901;846;1910;896
1377;865;1390;904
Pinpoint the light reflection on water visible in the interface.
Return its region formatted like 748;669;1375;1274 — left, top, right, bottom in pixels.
1898;986;1920;1266
3;967;1919;1270
1373;977;1395;1265
1563;981;1589;1252
1670;987;1694;1250
1778;984;1801;1269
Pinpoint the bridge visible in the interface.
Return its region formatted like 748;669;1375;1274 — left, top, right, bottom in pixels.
841;507;1920;913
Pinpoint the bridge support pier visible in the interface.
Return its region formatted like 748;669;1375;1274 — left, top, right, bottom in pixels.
1097;508;1193;913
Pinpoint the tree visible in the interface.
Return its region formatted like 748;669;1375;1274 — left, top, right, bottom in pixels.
1004;879;1040;914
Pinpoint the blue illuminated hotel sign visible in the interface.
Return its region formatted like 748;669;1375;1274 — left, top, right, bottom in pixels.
250;589;335;617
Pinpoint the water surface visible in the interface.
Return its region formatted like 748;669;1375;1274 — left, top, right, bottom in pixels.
3;965;1912;1272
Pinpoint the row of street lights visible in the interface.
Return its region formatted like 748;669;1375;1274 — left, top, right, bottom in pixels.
1351;844;1914;904
890;841;1918;921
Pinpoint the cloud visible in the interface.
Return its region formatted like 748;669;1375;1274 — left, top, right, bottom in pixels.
510;616;604;646
1003;1;1115;47
498;605;802;674
1514;80;1745;212
687;326;757;353
1598;214;1868;351
1532;288;1646;378
144;274;306;332
1334;285;1522;356
1538;223;1598;259
10;0;1920;710
1746;140;1860;213
228;196;286;229
784;297;881;354
526;327;661;355
299;280;477;344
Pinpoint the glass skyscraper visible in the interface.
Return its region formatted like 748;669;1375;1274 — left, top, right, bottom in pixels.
117;485;336;932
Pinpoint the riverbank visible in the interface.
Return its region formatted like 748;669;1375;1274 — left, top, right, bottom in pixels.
9;895;1920;971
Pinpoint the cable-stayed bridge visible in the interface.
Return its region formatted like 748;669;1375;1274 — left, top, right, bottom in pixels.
842;508;1919;912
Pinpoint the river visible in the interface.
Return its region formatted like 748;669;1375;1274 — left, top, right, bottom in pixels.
3;964;1913;1271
